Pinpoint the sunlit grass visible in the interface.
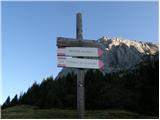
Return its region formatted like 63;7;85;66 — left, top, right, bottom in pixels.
1;105;157;119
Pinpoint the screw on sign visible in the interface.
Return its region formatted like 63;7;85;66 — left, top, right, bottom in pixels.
57;13;104;118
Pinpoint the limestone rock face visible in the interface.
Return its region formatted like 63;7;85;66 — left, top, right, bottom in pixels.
56;36;159;78
99;37;158;72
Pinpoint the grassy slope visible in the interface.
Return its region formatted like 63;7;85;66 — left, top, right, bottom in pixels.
1;105;157;119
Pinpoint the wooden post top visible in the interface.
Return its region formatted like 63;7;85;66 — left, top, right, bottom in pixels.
76;13;83;40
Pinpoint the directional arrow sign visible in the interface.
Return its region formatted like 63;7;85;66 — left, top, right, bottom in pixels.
57;57;104;69
57;47;103;57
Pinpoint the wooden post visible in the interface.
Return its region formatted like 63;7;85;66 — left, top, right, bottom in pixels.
76;13;85;119
76;13;83;40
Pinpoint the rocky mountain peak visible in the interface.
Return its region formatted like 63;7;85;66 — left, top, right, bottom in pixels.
98;36;158;55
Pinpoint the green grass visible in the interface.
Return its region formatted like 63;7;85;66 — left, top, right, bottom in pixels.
1;105;157;119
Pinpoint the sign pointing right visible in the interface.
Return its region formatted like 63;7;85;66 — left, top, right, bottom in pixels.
58;57;104;69
57;47;103;57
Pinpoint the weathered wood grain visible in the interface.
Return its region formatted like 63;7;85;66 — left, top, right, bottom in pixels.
57;37;100;47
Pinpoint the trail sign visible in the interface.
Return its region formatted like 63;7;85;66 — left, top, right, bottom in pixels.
58;56;104;69
56;13;104;118
57;47;103;57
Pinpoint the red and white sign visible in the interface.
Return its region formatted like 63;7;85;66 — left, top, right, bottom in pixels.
57;47;103;57
57;56;104;69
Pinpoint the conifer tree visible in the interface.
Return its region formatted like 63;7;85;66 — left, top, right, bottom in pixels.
2;96;10;109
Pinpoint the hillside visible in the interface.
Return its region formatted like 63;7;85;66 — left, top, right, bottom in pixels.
2;57;159;118
1;105;156;119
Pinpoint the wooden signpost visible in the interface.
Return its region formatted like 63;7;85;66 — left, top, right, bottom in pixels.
57;13;104;118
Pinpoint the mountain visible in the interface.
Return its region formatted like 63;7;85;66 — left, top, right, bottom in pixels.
57;36;159;78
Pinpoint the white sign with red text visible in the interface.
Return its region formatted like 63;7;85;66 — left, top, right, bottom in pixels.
57;47;103;57
57;56;104;69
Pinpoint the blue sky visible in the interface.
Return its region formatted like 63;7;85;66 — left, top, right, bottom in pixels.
1;1;158;104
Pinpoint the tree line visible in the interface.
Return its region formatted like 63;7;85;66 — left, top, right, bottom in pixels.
2;59;159;116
